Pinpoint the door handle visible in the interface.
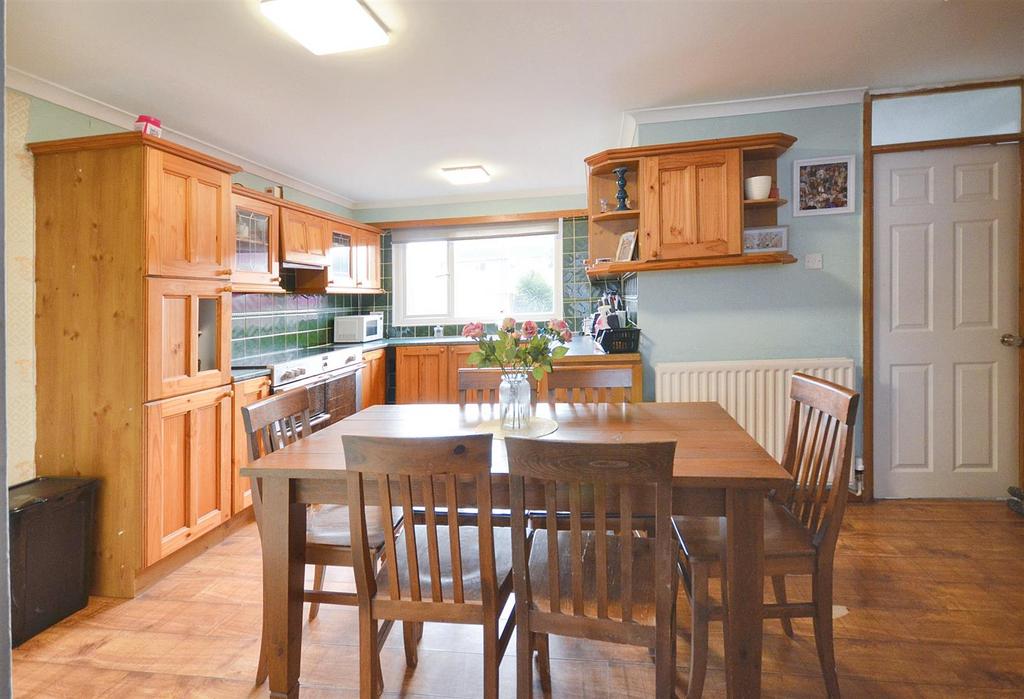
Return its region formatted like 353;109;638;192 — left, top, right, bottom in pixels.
1000;333;1024;348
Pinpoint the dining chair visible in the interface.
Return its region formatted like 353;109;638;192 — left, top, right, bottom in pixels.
457;368;537;405
242;388;397;687
341;433;518;699
673;373;860;698
505;437;679;699
543;366;636;403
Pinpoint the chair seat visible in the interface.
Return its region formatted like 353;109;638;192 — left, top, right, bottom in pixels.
375;525;514;604
306;505;399;549
526;529;660;622
673;501;815;572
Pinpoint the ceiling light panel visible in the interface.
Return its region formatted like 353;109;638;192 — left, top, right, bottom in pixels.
260;0;388;55
441;166;491;185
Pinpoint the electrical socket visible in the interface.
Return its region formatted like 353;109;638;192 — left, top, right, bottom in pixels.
805;253;823;270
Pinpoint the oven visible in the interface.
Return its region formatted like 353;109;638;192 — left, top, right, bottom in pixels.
275;361;364;429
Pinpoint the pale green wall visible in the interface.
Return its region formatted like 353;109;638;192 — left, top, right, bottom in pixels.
636;104;863;413
20;91;353;218
352;192;587;224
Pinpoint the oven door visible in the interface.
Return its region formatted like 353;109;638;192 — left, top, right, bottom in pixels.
275;364;364;430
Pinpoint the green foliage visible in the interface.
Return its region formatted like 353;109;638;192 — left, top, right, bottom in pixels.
513;270;553;313
465;322;571;379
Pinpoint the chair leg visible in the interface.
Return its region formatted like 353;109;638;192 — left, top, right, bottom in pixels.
255;617;269;686
516;624;534;699
482;619;500;699
687;565;710;699
771;575;795;638
358;607;381;699
403;620;419;668
308;564;326;621
812;571;841;698
533;632;551;693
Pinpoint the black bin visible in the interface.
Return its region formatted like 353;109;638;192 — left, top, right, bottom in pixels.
9;477;99;646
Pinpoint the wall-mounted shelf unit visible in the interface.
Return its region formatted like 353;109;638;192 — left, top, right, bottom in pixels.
585;132;796;276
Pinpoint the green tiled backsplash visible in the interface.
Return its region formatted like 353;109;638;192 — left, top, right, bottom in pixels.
231;220;636;361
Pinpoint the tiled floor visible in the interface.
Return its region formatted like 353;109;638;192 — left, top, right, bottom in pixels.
12;500;1024;697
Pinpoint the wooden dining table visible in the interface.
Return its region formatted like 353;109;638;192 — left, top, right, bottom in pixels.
242;401;793;699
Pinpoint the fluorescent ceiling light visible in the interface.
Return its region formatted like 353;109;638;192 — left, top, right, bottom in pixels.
441;166;491;185
260;0;388;55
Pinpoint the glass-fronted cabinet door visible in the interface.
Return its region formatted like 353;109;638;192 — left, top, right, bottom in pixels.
231;192;281;290
326;223;356;289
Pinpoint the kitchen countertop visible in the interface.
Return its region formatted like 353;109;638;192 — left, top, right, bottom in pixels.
231;335;636;379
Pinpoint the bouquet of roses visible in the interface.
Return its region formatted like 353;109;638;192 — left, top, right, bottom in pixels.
462;317;573;381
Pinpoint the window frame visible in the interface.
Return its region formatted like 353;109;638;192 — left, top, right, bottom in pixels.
393;227;564;327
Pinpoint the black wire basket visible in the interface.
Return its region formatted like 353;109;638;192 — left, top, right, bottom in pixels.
596;327;640;353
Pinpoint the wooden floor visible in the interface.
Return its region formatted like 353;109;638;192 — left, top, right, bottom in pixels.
12;500;1024;698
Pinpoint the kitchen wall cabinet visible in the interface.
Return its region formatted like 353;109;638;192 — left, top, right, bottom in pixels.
146;148;233;280
144;385;233;566
145;277;231;401
231;191;282;292
281;207;330;267
394;345;449;403
325;221;357;289
361;349;387;408
353;229;382;291
585;133;797;278
643;149;742;260
231;375;271;514
31;132;242;597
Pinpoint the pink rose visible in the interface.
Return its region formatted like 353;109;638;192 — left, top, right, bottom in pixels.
461;322;484;339
548;318;569;332
561;329;573;343
521;320;538;339
500;317;516;332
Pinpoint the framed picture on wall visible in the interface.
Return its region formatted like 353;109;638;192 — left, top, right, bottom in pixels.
742;226;788;254
793;155;855;216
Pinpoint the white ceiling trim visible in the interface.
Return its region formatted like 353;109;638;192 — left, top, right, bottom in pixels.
352;186;586;211
6;66;358;210
628;87;867;126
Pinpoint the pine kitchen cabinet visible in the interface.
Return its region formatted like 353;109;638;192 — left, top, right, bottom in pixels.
231;190;282;292
394;345;450;403
144;385;233;566
280;206;330;267
361;349;387;407
30;132;242;598
231;375;271;514
353;228;383;291
146;147;234;280
145;277;231;401
584;132;798;278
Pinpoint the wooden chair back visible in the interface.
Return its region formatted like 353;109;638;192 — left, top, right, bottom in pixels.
241;387;315;462
544;366;635;403
341;434;497;608
457;368;536;405
778;373;860;555
505;438;676;627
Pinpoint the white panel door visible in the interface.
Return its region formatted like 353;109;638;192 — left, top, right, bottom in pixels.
875;144;1019;498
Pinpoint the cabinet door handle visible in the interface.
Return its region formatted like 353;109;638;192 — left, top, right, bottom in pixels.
219;286;233;293
269;276;281;282
216;268;232;276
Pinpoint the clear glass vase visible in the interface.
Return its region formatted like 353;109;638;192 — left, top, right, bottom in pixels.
499;373;532;432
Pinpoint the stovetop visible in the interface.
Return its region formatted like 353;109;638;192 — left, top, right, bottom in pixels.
234;344;363;388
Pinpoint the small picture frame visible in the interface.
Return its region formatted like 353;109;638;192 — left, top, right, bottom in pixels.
615;231;637;262
743;226;788;254
793;155;855;216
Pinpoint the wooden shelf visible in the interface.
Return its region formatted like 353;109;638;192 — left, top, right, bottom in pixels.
743;198;787;208
585;252;797;279
591;209;639;223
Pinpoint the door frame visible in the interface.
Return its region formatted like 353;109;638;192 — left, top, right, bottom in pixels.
861;77;1024;501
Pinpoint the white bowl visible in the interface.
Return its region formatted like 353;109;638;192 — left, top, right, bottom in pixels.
744;176;772;200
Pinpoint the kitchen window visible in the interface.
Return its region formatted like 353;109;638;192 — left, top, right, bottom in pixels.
393;220;563;326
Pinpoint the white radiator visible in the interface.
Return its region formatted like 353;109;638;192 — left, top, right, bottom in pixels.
655;357;856;461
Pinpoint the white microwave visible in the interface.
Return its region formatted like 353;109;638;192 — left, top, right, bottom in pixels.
334;314;384;343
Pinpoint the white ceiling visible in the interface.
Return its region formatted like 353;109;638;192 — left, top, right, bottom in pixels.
7;1;1024;209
